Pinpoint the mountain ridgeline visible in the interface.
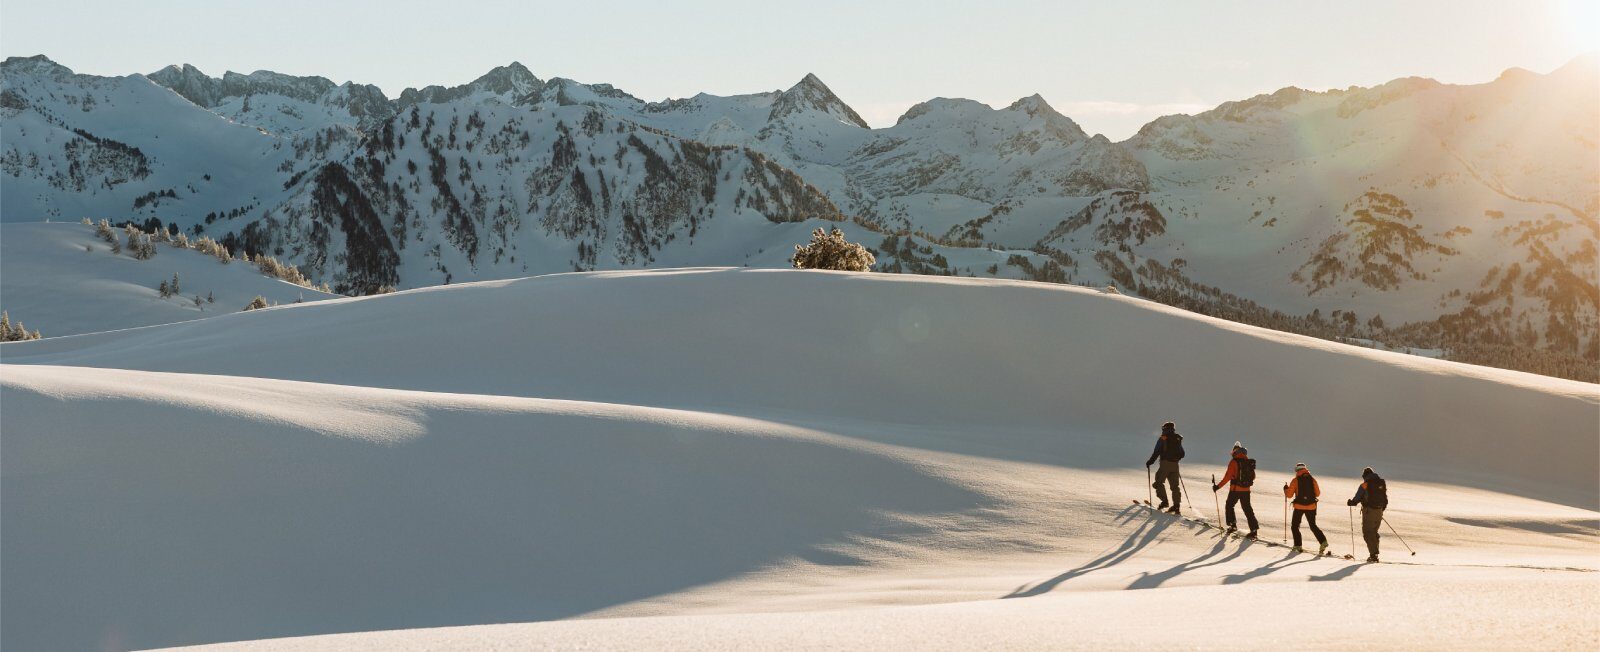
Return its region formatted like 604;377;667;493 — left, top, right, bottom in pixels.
2;54;1596;379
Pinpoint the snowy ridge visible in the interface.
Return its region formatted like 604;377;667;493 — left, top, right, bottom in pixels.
2;269;1596;650
2;53;1597;373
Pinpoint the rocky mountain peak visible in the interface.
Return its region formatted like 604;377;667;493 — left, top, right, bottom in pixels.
470;61;543;96
1006;93;1087;142
1;55;75;80
769;73;868;128
147;63;223;106
399;62;544;107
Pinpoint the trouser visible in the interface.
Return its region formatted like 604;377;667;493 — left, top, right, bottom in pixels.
1290;508;1326;547
1153;461;1181;507
1225;491;1258;532
1362;506;1384;557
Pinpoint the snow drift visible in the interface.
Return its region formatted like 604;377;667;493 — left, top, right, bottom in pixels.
2;269;1596;650
8;268;1593;505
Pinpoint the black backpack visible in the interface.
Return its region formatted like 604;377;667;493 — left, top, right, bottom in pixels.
1161;433;1185;461
1294;473;1318;505
1365;477;1388;508
1236;458;1256;487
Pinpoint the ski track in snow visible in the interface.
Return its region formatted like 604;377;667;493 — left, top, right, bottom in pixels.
1;268;1596;651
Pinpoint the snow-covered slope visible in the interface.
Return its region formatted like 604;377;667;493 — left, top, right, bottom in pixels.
0;222;337;337
0;56;315;226
1112;54;1600;351
2;269;1595;650
4;54;1596;371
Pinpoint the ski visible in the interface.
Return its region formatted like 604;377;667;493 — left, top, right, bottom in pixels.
1132;500;1220;530
1130;500;1364;559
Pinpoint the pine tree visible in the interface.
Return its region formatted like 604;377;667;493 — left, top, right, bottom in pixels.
792;227;875;272
170;273;181;296
158;280;170;298
0;311;42;341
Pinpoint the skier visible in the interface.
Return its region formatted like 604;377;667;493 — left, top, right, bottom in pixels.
1346;467;1388;562
1283;462;1328;554
1211;442;1258;538
1144;422;1185;514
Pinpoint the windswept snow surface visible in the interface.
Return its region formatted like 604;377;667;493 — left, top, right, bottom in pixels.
1;269;1596;650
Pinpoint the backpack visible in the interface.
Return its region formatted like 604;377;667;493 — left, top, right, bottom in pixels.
1161;433;1185;461
1235;458;1256;487
1294;473;1318;505
1365;477;1388;508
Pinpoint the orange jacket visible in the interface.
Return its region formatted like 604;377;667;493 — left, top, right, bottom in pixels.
1283;468;1320;510
1216;450;1250;492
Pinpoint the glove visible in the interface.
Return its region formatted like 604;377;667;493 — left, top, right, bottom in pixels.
1145;461;1153;468
1347;499;1358;507
1212;484;1221;492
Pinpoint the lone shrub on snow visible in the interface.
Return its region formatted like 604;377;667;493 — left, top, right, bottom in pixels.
792;227;875;272
242;296;270;311
0;310;42;341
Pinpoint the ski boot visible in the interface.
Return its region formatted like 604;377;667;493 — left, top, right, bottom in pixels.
1156;501;1169;511
1225;525;1237;534
1243;531;1258;540
1317;543;1329;556
1366;555;1379;563
1291;546;1304;553
1166;505;1181;515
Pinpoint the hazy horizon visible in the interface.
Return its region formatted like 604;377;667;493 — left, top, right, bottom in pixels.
2;0;1596;140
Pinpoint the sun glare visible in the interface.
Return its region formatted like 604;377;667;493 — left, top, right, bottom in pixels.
1560;0;1600;51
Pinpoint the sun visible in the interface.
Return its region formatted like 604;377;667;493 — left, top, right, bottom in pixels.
1559;0;1600;51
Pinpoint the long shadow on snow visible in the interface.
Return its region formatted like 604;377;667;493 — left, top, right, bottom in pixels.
0;390;994;652
1309;563;1366;582
1003;507;1174;598
1221;551;1322;584
1126;532;1255;590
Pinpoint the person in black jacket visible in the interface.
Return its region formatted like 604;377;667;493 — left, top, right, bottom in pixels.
1144;422;1185;514
1347;467;1388;562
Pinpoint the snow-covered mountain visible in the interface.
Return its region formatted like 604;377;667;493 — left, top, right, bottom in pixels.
3;53;1595;376
147;64;393;135
0;55;309;226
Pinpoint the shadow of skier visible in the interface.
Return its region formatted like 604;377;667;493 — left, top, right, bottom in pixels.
1126;532;1253;590
1003;507;1176;598
1309;563;1366;582
1221;550;1322;584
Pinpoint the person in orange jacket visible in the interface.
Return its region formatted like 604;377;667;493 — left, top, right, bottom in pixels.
1283;462;1328;555
1210;442;1258;538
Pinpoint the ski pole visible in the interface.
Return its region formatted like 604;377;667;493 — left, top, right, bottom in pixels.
1179;473;1196;520
1211;473;1223;530
1147;465;1153;506
1348;505;1356;559
1282;496;1288;544
1382;517;1417;555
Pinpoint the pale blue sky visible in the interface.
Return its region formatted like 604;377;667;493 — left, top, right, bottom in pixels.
2;0;1594;139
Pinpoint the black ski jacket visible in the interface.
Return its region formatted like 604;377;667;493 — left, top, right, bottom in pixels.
1348;471;1387;508
1145;433;1182;466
